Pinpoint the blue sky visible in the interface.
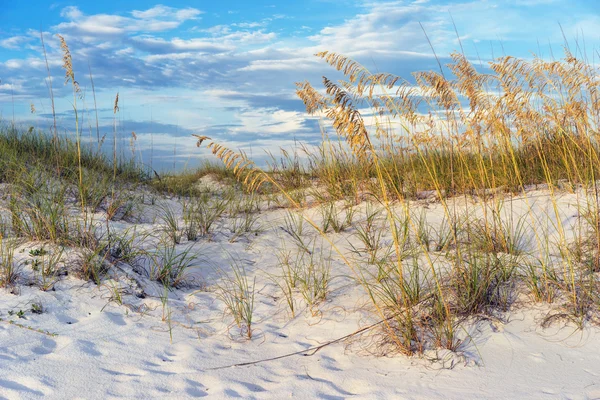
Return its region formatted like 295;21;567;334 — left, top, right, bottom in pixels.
0;0;598;170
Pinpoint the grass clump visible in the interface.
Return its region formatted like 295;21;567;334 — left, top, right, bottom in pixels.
215;261;256;339
150;242;199;288
183;193;229;240
192;46;600;356
7;32;600;361
0;239;19;288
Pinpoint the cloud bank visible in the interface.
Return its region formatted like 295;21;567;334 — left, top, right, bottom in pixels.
0;0;596;169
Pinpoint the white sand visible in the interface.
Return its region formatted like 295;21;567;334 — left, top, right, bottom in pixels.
1;189;600;399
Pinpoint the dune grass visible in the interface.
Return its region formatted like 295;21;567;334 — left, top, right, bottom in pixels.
194;48;600;354
3;34;600;357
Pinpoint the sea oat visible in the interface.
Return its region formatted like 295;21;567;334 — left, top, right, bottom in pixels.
57;34;80;94
113;93;120;114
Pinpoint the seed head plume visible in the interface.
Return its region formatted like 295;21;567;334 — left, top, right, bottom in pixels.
316;51;401;99
192;134;267;191
297;77;372;160
130;131;137;156
322;77;371;159
414;71;459;110
296;81;327;114
57;34;80;94
113;93;120;114
194;135;211;147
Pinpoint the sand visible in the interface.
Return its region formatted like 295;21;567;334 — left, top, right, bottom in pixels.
1;188;600;399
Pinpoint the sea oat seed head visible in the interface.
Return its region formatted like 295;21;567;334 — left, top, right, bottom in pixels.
57;34;80;94
113;93;120;114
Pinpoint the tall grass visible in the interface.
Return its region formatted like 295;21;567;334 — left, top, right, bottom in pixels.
4;33;600;358
215;260;256;339
0;124;147;184
150;242;199;287
195;48;600;355
0;238;18;288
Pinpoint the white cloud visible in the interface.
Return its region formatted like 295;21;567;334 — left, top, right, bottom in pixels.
308;1;449;56
2;57;60;70
2;0;599;170
233;108;310;135
60;6;83;19
0;82;20;91
55;5;202;37
132;132;196;152
132;5;202;20
132;36;233;54
222;30;277;44
115;47;135;56
238;57;320;72
234;22;265;28
0;36;30;49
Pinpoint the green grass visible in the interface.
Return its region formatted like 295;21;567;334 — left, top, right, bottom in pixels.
150;161;237;196
5;42;600;360
0;123;147;185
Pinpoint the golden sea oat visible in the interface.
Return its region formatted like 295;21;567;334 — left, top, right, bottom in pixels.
113;93;120;114
57;34;80;94
192;135;267;191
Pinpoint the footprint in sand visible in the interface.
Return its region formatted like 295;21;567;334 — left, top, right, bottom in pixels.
32;337;57;356
0;353;15;362
319;355;343;372
0;378;45;397
184;379;208;398
56;313;79;325
224;388;242;398
104;312;127;326
77;339;102;357
99;366;144;378
236;380;267;393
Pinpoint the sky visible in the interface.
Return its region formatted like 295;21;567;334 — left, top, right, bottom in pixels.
0;0;599;170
